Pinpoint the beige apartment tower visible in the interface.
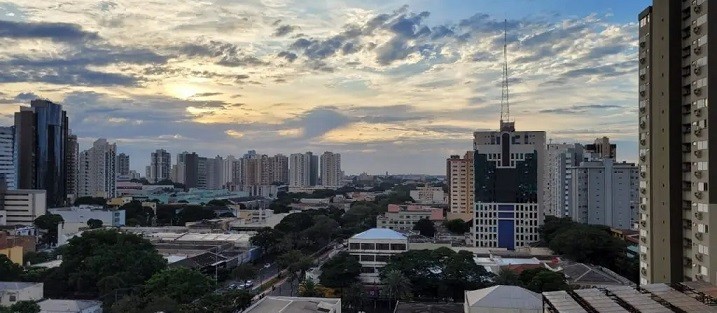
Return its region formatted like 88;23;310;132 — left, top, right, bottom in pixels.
447;151;474;220
639;0;716;285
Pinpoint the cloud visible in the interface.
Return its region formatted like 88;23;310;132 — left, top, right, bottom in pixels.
0;20;99;42
14;92;40;102
277;51;297;62
225;130;244;139
539;104;623;115
274;24;298;36
179;40;268;67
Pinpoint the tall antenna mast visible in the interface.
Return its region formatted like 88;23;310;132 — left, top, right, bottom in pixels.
500;18;510;124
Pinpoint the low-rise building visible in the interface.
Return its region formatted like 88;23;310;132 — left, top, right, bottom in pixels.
38;299;103;313
0;282;43;306
376;204;443;232
1;190;46;226
348;228;408;284
465;285;542;313
0;231;37;265
243;296;341;313
409;185;446;204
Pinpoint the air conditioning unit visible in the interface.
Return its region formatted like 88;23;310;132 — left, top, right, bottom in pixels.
694;67;702;75
695;5;702;13
695;191;703;199
694;128;703;136
695;211;703;219
694;109;702;117
640;90;646;97
694;87;703;95
694;47;703;55
640;172;646;178
640;74;646;81
640;41;646;48
640;204;647;211
640;188;647;194
641;268;647;275
695;170;702;178
641;237;647;243
696;232;703;240
696;253;704;261
640;58;646;64
640;121;647;129
640;139;647;146
640;253;647;260
694;26;701;34
694;150;703;157
640;220;647;227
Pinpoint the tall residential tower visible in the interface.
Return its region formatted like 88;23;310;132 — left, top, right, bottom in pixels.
638;1;715;284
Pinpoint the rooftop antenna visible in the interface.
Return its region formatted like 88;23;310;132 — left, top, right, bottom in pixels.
500;18;510;125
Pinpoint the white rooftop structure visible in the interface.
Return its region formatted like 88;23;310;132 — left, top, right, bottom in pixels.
465;285;542;313
141;232;253;248
243;296;341;313
473;255;544;274
38;299;102;313
351;228;406;240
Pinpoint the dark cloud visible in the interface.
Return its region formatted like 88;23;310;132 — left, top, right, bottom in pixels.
191;92;222;97
274;24;298;36
277;51;298;62
15;92;40;101
179;40;268;67
0;20;99;42
539;104;623;115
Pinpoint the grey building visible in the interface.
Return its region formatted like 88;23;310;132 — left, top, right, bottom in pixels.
638;1;715;285
149;149;171;183
184;152;199;189
117;153;130;176
567;159;639;229
0;127;15;190
544;143;585;217
66;132;78;201
585;137;617;159
14;100;69;207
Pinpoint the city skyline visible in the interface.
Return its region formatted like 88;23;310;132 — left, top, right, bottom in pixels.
0;1;648;174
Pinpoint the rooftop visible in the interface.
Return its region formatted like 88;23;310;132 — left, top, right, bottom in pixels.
351;228;406;240
393;302;463;313
38;299;102;312
0;282;41;290
465;285;542;310
243;296;341;313
559;261;633;286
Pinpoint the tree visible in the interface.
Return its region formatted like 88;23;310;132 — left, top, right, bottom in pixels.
548;225;626;267
143;268;216;304
538;216;576;244
49;229;167;299
413;218;436;237
87;219;103;229
74;196;106;206
250;228;283;256
319;252;361;288
0;301;40;313
383;270;411;309
299;278;322;297
0;254;22;281
121;201;155;227
443;219;470;235
33;214;64;245
523;269;568;293
176;206;216;225
275;212;314;234
180;290;253;313
494;268;521;286
232;264;257;283
23;251;52;266
342;283;368;312
207;199;231;207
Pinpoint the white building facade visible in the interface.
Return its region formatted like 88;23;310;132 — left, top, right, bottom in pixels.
149;149;171;183
544;143;584;217
447;152;474;218
348;228;408;284
410;186;446;205
0;189;46;226
320;151;342;188
78;138;117;198
289;153;312;187
567;159;639;229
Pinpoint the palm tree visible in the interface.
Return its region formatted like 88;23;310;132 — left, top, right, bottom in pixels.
383;270;411;310
299;278;321;297
342;283;367;313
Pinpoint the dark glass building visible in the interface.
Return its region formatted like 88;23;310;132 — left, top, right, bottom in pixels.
15;100;69;207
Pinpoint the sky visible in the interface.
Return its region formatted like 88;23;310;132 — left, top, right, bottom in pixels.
0;0;650;175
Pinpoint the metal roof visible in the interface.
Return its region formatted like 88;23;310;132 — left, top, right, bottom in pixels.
572;288;629;313
350;228;407;240
543;291;588;313
465;285;542;309
605;286;673;313
642;283;717;313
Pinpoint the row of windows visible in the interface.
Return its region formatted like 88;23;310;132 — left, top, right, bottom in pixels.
349;243;406;251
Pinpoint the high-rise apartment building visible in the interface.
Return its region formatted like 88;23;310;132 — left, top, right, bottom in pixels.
472;121;546;250
585;137;617;159
77;139;117;198
447;151;474;218
223;155;237;186
197;156;207;189
149;149;171;183
117;153;130;176
309;152;319;186
271;154;289;184
205;155;224;189
638;1;714;285
0;127;15;190
183;152;199;188
14;100;69;207
290;153;312;187
66;132;78;201
320;152;342;187
544;143;585;217
566;159;639;229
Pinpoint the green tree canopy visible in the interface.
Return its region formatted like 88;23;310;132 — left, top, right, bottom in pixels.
121;201;155;227
319;252;361;288
0;254;22;281
443;219;470;234
0;301;40;313
494;268;522;286
232;264;258;282
179;290;253;313
250;227;283;255
33;214;64;245
548;225;626;267
86;219;103;229
206;199;231;207
50;229;167;299
143;268;216;304
176;206;216;225
413;218;436;237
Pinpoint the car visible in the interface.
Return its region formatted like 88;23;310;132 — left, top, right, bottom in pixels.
228;283;237;290
264;263;271;269
242;280;254;289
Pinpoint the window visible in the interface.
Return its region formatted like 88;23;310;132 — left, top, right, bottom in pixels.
361;267;375;274
391;243;407;251
360;254;375;262
375;255;390;262
376;243;390;250
349;243;360;250
9;295;16;302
